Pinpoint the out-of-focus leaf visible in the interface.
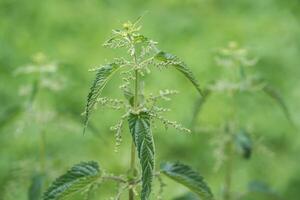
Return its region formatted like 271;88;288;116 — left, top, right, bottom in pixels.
154;51;203;96
173;192;199;200
84;63;120;132
263;84;293;124
27;80;39;109
0;105;23;130
190;89;211;130
283;177;300;199
43;161;101;200
245;181;281;200
161;162;214;200
28;173;44;200
234;129;252;159
128;111;155;200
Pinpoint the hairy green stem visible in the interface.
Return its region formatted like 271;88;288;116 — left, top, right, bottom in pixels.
129;41;140;199
129;70;139;200
134;70;139;110
129;142;136;200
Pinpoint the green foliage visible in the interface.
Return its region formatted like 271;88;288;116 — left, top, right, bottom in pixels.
154;51;203;96
25;80;39;109
283;177;300;200
0;105;22;130
128;111;155;200
243;181;281;200
84;63;121;131
43;162;101;200
190;89;211;129
28;173;44;200
0;1;299;199
234;129;252;159
1;1;299;199
190;42;293;200
173;192;199;200
161;162;214;200
262;84;292;124
81;17;201;200
248;181;274;194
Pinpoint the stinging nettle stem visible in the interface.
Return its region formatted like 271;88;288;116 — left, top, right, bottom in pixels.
129;141;136;200
134;69;139;111
129;42;140;200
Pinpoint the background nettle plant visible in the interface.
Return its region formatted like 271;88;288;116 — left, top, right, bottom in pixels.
1;53;64;200
43;17;214;200
190;42;291;200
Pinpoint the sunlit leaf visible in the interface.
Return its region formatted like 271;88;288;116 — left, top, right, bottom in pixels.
43;161;101;200
128;111;155;200
161;162;214;200
154;51;203;96
84;64;120;132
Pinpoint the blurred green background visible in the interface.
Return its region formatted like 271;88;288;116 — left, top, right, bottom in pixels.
0;0;299;199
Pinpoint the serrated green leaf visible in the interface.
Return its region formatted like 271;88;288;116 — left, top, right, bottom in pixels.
84;64;120;132
28;173;44;200
43;161;101;200
263;84;293;125
235;129;252;159
154;51;202;96
173;192;199;200
161;162;214;200
128;111;155;200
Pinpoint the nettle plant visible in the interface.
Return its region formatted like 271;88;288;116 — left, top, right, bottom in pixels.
191;42;290;200
1;53;63;200
42;18;214;200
